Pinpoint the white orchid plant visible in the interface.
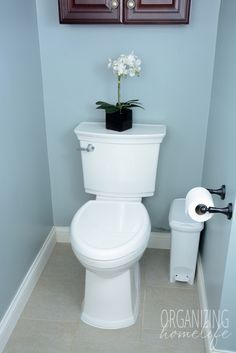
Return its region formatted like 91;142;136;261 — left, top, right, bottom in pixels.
96;52;143;114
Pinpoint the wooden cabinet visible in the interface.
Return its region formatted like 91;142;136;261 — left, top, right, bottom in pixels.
58;0;191;24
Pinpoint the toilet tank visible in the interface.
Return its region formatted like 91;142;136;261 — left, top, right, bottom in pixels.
74;122;166;198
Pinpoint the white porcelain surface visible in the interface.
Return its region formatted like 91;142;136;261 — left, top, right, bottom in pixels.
70;200;151;329
81;263;140;329
70;122;166;329
75;122;166;144
75;122;166;198
71;200;150;262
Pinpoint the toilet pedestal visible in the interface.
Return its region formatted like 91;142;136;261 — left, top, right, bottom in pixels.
81;263;140;329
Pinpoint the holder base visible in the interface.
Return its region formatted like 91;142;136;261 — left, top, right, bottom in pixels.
195;203;233;220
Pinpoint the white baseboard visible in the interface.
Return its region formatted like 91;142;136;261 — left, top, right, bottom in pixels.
55;226;171;250
211;348;235;353
149;231;171;249
197;256;235;353
213;350;236;353
197;256;213;353
55;226;70;243
0;227;56;353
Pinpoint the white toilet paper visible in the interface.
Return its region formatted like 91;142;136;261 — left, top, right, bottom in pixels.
185;187;214;222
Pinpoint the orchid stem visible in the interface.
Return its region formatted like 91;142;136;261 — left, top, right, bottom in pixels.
118;75;121;111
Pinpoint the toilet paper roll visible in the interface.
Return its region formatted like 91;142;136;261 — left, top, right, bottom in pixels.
185;187;214;222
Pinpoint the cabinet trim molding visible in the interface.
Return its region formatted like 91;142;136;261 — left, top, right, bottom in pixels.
58;0;191;24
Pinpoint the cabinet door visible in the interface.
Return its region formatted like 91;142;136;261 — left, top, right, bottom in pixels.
58;0;121;24
123;0;191;24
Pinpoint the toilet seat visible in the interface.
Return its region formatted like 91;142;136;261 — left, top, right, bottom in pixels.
70;200;151;263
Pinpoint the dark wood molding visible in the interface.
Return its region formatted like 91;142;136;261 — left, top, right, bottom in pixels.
58;0;121;24
58;0;191;24
123;0;191;24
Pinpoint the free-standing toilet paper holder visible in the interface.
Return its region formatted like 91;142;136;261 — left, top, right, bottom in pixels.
195;203;233;220
207;184;226;200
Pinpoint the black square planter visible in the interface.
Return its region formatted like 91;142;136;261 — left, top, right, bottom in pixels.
106;109;132;132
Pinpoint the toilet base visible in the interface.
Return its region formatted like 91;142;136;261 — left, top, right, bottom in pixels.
81;262;140;329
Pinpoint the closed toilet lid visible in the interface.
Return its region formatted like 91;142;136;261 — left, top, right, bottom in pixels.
70;200;151;261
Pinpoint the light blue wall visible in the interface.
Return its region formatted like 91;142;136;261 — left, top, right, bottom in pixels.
36;0;221;228
0;0;53;320
201;0;236;350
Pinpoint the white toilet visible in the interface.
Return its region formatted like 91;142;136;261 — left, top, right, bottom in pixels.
71;122;166;329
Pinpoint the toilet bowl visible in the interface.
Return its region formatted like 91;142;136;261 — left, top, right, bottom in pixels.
71;200;150;268
71;200;151;328
71;122;166;329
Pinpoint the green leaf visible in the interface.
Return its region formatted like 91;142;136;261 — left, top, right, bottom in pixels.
96;101;116;107
128;104;144;109
96;101;110;105
96;99;144;112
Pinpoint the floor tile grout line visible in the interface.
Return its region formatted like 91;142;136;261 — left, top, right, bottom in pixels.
143;283;197;292
18;317;82;325
140;285;146;333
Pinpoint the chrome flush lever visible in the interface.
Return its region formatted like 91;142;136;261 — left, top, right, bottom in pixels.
79;144;95;152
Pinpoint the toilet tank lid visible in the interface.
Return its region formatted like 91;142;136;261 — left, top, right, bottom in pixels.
169;198;204;232
74;122;167;144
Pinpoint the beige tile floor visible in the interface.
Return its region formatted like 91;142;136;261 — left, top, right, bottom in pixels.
4;245;205;353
